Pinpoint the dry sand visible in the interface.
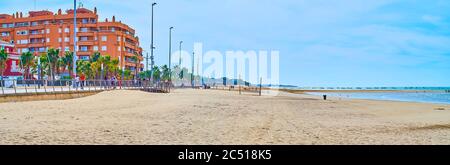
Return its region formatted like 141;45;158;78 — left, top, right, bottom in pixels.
0;89;449;145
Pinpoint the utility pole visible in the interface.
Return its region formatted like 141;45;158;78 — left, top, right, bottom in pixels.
145;52;149;72
150;2;157;83
179;41;183;65
191;52;194;88
73;0;78;87
168;27;173;83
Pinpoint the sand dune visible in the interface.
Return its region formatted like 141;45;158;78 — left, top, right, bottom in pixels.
0;89;449;145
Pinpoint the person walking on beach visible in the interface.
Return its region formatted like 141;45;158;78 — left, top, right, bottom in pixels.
80;74;86;90
104;76;108;89
75;75;80;90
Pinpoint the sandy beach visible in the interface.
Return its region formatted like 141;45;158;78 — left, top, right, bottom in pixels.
0;89;449;145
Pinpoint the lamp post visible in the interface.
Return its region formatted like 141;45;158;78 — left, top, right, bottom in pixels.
150;2;157;83
168;27;173;83
191;52;194;88
179;41;183;65
73;0;78;87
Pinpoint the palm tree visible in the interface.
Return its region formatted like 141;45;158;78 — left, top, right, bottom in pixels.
151;66;161;82
0;49;8;81
109;58;119;78
37;54;50;81
46;48;60;80
19;52;35;80
161;65;170;82
99;55;111;78
56;57;65;77
131;53;141;80
63;51;74;79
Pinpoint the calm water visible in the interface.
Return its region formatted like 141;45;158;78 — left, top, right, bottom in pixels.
307;91;450;104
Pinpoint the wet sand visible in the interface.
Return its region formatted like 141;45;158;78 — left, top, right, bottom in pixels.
0;89;449;144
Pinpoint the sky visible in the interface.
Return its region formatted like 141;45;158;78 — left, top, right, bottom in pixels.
1;0;450;87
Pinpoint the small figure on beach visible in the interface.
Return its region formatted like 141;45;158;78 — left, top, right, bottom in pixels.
75;75;80;89
80;74;86;90
323;95;327;100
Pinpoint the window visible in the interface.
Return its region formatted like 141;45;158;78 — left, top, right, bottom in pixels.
111;27;115;32
117;36;121;42
118;46;121;51
38;47;46;52
1;32;9;36
80;46;88;52
101;46;107;51
93;46;98;51
18;39;28;44
31;22;38;26
65;47;70;52
46;29;50;34
16;22;29;27
46;38;50;42
16;30;28;35
43;21;49;25
58;38;62;42
64;28;69;33
82;19;89;24
94;37;98;41
1;24;7;28
58;28;62;33
101;36;107;41
65;37;70;42
80;36;88;41
80;28;88;32
80;56;90;61
22;48;28;52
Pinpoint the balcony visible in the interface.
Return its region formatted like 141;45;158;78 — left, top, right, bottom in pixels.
77;31;94;36
76;51;91;56
29;33;45;38
29;25;45;30
125;42;136;48
78;40;95;46
28;42;45;47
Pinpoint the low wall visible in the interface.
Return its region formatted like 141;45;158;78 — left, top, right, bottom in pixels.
0;91;102;103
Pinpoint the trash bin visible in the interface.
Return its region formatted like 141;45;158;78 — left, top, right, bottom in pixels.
323;95;327;100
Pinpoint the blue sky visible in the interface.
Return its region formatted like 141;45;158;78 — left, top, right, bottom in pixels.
1;0;450;87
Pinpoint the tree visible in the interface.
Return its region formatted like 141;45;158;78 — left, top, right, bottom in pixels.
0;49;8;80
63;51;74;79
109;58;119;78
131;53;141;80
46;48;60;80
161;65;170;81
36;54;50;81
151;66;161;82
19;52;35;80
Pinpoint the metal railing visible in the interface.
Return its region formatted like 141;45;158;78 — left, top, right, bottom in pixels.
0;79;171;96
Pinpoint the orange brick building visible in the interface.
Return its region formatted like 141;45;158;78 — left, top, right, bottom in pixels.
0;7;143;73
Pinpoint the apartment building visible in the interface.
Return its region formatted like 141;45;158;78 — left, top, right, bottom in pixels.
0;7;143;72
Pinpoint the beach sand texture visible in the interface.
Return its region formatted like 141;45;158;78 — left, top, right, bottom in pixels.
0;89;449;145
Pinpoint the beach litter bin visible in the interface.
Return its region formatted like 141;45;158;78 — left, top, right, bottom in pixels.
323;95;327;100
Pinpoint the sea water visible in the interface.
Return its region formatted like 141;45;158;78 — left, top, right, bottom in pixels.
306;91;450;104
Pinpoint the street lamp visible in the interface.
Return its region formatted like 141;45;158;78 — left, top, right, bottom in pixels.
73;0;78;87
150;2;157;83
168;26;173;82
179;41;183;65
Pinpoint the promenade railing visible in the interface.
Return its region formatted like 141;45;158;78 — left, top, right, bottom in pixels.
0;79;171;96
